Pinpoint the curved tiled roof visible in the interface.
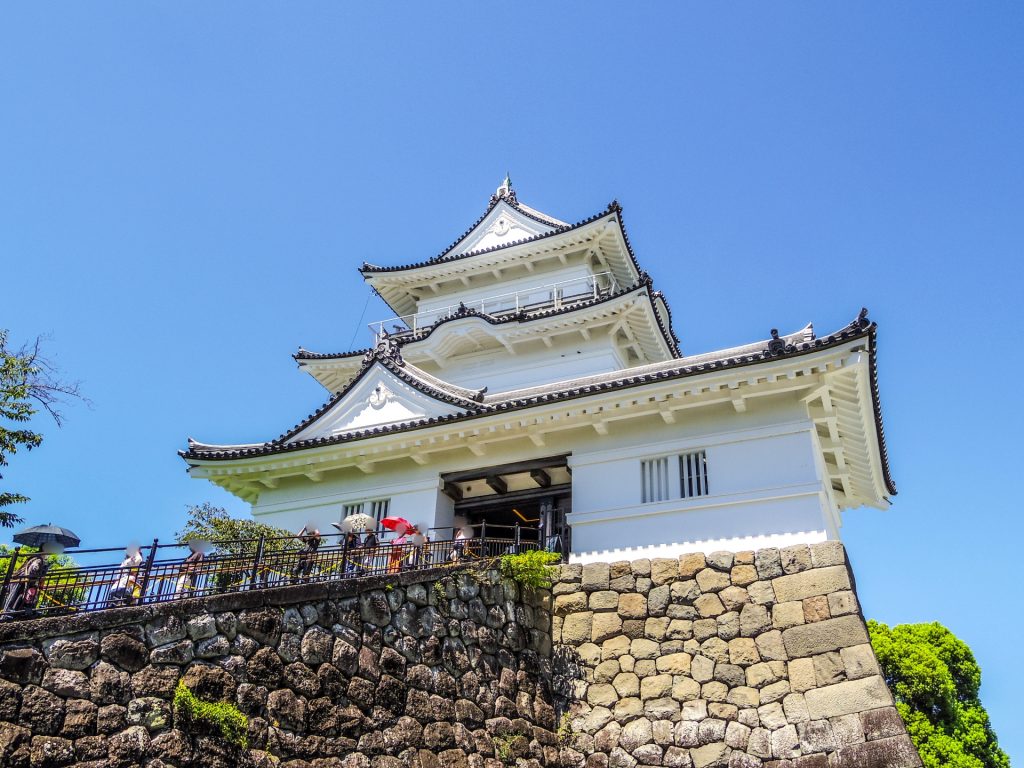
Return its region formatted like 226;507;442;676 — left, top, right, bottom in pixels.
360;201;641;278
294;279;680;363
184;311;894;497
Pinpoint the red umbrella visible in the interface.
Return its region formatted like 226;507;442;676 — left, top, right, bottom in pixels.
380;516;412;533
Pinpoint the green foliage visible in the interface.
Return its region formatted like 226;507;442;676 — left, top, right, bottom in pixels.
499;549;561;590
176;503;298;555
492;732;527;765
868;621;1010;768
0;331;84;527
556;712;574;745
173;680;248;748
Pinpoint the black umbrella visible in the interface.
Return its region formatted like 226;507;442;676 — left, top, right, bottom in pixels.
13;524;81;549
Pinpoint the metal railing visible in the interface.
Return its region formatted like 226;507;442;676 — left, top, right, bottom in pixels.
369;271;618;342
0;524;547;622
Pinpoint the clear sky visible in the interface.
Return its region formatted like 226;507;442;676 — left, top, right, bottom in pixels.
2;2;1022;757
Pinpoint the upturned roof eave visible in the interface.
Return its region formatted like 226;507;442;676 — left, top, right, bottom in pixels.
184;314;892;499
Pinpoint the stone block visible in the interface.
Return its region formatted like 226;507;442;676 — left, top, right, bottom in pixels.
582;563;611;592
664;746;694;767
667;619;694;640
747;580;776;605
561;612;594;644
656;652;692;675
780;544;812;574
555;593;589;616
613;672;640;698
694;594;725;618
702;680;729;702
771;723;800;758
860;707;907;741
673;676;701;702
694;619;719;641
783;692;810;724
782;616;868;658
640;674;673;700
788;658;816;693
830;713;866;747
748;727;772;758
591;591;620;611
754;630;787;662
706;551;735;571
804;677;892;720
797;719;836;753
717;611;740;640
648;585;671;615
595;659;621;682
680;699;708;721
727;686;759;708
603;636;632;660
841;644;881;680
728;638;760;666
771;566;851;603
618;594;648;619
631;559;652;577
720;586;750;612
725;721;751;749
631;638;660;660
760;679;791;704
813;651;846;686
772;602;805;631
695;568;731;593
827;590;859;617
802;596;830;623
678;553;706;579
828;735;923;768
809;541;846;568
757;701;787;730
755;548;783;579
587;683;618;707
698;717;727;744
645;696;680;720
646;617;671;640
652;558;680;586
690;742;728;768
740;604;770;637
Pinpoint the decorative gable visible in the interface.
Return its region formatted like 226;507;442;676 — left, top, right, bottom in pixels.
453;201;557;255
286;363;466;443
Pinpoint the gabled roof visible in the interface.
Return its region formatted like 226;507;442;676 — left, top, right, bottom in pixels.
184;310;895;499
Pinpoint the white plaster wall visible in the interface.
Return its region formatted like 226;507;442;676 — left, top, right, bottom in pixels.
241;393;834;560
431;339;625;392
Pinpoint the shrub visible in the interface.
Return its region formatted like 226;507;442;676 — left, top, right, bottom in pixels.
499;549;561;589
173;680;248;748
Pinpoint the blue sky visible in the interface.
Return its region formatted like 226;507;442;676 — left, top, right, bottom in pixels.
2;2;1022;757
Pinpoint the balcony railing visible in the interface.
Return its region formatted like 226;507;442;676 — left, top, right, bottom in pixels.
0;524;549;622
370;271;617;343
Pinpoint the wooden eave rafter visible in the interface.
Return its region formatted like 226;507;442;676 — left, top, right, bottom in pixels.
190;339;887;511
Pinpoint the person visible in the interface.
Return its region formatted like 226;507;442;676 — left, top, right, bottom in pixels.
1;545;53;618
450;526;469;563
108;546;144;607
175;541;206;596
343;531;360;577
388;528;408;574
293;526;322;581
361;528;380;574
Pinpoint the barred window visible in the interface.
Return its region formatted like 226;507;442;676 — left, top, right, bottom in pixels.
342;498;391;525
679;449;709;499
641;456;671;503
640;450;710;504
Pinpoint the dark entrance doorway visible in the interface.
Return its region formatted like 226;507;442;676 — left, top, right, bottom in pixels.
441;455;572;554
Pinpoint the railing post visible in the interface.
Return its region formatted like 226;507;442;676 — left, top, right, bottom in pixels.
138;539;159;603
340;534;350;579
1;546;21;611
250;536;265;589
514;523;521;555
480;521;487;559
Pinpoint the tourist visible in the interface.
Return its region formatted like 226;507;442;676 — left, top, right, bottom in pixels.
362;528;380;575
0;543;57;619
450;525;469;563
108;545;144;607
175;540;206;596
343;531;360;576
388;527;408;574
292;526;322;581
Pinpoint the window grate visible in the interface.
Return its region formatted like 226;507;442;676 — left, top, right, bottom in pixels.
641;457;671;503
680;449;709;499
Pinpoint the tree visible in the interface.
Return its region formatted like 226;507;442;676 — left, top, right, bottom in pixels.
176;503;298;555
868;620;1010;768
0;330;85;527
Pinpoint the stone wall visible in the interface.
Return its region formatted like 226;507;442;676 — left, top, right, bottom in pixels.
550;542;922;768
0;543;923;768
0;567;557;768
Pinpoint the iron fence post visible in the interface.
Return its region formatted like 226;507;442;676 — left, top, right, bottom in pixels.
480;521;487;559
250;536;266;589
1;546;21;610
340;534;350;579
514;523;521;554
138;539;159;603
